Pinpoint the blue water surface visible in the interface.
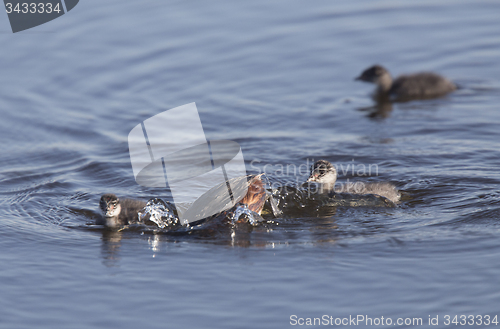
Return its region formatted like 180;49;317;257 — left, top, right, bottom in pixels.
1;0;500;328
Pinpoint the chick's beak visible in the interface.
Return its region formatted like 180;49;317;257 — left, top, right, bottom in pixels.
306;174;318;182
104;204;115;217
355;75;362;81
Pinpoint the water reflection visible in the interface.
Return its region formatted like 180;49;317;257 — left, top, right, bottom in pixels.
148;234;161;254
358;101;393;119
100;229;123;267
357;89;460;119
357;94;393;119
96;210;341;266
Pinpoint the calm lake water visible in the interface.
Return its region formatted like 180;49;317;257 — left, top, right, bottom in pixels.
1;0;500;328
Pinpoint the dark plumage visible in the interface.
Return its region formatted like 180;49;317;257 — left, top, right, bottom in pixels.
97;193;146;227
306;160;337;193
356;65;456;100
308;160;336;180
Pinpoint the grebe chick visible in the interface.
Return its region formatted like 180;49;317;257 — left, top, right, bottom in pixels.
98;193;146;227
306;160;337;194
307;160;400;203
356;65;456;100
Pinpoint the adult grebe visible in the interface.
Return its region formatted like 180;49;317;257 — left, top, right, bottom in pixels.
237;175;267;214
306;160;400;203
356;65;456;100
229;175;268;224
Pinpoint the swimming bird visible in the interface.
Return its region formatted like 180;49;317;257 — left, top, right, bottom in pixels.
355;65;456;100
98;175;267;227
306;160;400;203
98;194;146;227
306;160;337;194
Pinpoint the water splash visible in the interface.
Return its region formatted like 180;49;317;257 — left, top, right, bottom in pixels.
135;175;396;230
138;198;180;229
261;174;283;217
137;197;267;229
229;203;264;225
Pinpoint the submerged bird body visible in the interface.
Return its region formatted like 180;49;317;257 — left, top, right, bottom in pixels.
356;65;456;100
307;160;400;203
344;181;400;204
